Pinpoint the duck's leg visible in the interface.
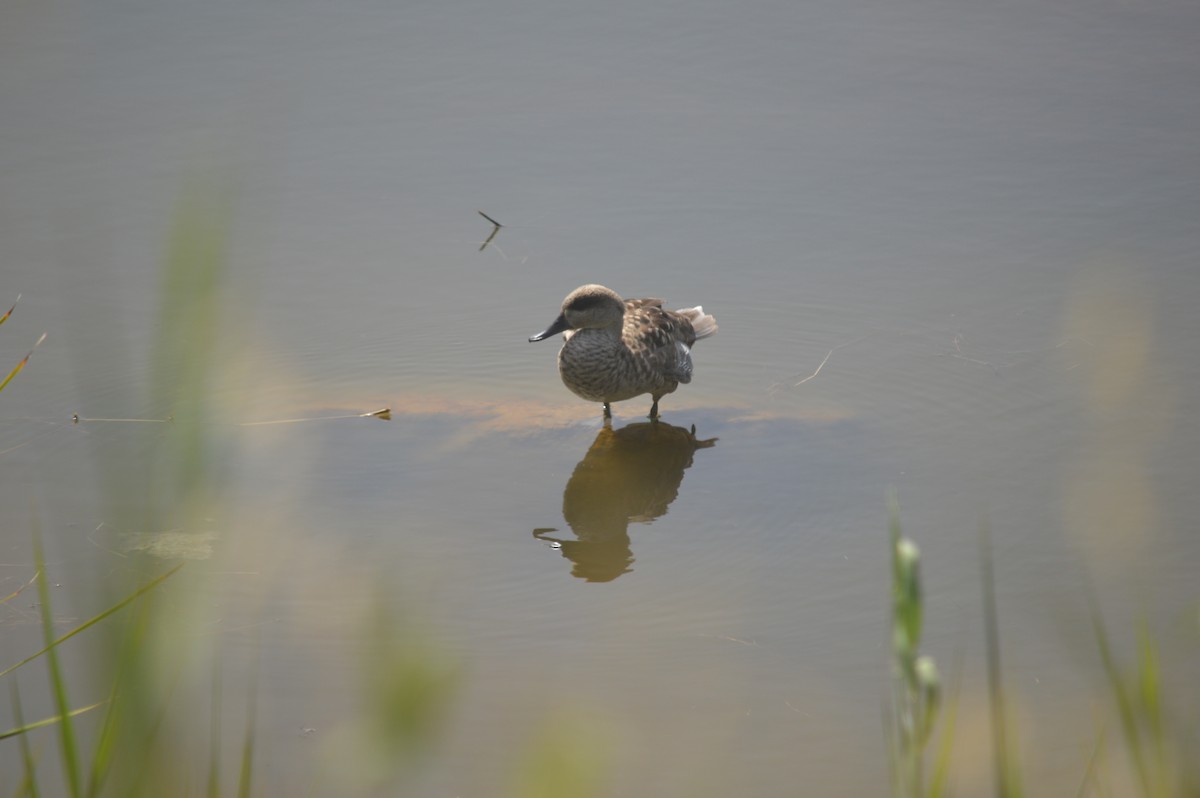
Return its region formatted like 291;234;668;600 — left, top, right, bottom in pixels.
648;399;659;420
603;402;612;419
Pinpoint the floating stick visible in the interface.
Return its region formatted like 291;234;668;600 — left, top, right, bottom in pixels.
72;408;391;426
73;413;171;424
477;210;503;251
237;408;391;426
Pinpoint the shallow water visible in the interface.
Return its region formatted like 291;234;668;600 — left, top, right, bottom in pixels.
3;0;1199;794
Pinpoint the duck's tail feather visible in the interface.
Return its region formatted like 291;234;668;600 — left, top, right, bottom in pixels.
681;306;718;340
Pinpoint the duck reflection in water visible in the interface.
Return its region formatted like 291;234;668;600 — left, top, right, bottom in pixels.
534;421;717;582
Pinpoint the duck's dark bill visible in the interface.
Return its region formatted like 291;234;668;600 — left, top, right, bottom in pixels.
529;313;570;342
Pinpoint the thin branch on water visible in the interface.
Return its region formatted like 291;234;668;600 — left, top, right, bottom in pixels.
696;633;760;647
477;210;502;252
937;333;1093;374
783;700;810;716
0;572;40;607
72;414;172;424
768;333;872;394
73;408;391;427
86;522;129;560
237;408;391;426
481;242;528;263
794;348;834;386
0;440;33;457
474;211;530;261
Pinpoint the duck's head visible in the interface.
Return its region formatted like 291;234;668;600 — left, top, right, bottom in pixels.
529;284;625;342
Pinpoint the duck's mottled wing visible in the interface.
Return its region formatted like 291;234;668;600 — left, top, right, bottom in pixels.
624;304;697;384
624;297;664;312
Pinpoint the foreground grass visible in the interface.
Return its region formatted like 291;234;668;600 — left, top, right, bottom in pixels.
0;296;46;397
6;503;1192;797
886;503;1198;798
2;189;1195;796
2;186;478;797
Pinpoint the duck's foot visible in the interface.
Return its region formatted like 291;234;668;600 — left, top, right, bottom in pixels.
602;402;612;420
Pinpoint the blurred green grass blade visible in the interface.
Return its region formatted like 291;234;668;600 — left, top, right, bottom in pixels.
207;661;223;798
237;693;256;798
87;595;160;798
0;563;184;680
0;700;108;741
148;186;231;505
9;678;43;798
914;655;941;746
0;333;46;394
889;492;904;597
889;494;923;657
509;712;611;798
1136;624;1163;740
979;519;1023;798
1075;726;1106;798
0;295;18;327
1090;600;1154;796
124;605;187;798
33;535;81;798
926;654;962;798
85;675;127;798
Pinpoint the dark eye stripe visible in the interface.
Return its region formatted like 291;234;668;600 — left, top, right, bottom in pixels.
567;294;608;312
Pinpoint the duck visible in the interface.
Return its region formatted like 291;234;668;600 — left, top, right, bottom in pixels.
529;284;717;420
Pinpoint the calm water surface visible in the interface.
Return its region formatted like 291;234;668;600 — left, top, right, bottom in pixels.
2;0;1199;794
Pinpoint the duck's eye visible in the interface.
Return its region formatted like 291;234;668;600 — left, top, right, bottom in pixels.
567;294;608;312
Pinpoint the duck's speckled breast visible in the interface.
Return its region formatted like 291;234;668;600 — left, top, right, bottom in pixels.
557;329;674;403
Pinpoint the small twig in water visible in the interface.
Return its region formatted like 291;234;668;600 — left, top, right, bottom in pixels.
72;413;172;424
86;522;128;559
794;348;834;387
72;408;391;427
482;242;528;263
0;441;32;457
697;633;759;647
784;700;810;716
0;572;40;607
478;210;503;252
237;408;391;426
939;332;1093;375
768;334;873;394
